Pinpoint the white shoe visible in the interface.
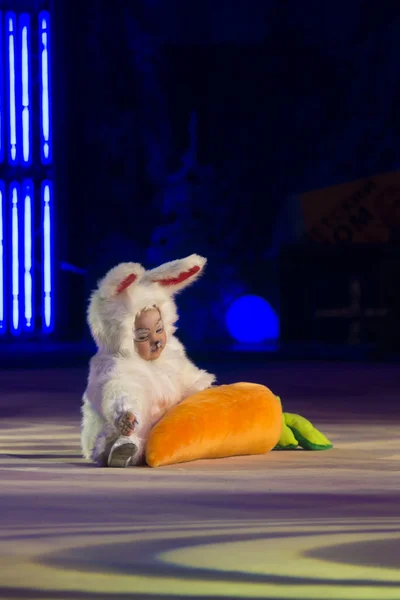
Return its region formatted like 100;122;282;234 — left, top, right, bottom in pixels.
107;437;138;468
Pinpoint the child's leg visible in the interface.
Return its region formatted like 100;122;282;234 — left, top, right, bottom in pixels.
104;415;152;467
91;424;119;466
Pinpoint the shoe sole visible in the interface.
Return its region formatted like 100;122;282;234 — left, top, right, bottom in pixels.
108;443;138;468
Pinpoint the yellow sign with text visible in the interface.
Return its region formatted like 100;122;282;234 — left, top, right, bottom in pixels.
300;171;400;244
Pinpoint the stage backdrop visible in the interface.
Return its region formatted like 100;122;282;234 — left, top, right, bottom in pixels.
3;0;400;352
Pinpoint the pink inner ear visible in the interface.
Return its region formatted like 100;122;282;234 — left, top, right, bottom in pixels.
153;265;201;287
116;273;137;295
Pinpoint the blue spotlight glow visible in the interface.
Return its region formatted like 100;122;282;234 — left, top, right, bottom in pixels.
20;14;31;165
0;181;4;334
225;295;280;343
22;180;33;331
10;182;20;334
0;12;4;163
7;13;17;165
39;12;52;164
42;181;53;332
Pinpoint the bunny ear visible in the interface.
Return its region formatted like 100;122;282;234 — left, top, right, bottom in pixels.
87;262;145;349
145;254;207;293
97;262;145;299
116;273;138;295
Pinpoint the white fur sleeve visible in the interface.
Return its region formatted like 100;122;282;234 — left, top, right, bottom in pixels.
86;354;151;428
180;356;216;398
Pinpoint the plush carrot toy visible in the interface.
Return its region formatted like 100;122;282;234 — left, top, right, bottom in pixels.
145;386;332;468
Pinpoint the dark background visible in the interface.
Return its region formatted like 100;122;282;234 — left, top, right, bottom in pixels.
2;0;400;360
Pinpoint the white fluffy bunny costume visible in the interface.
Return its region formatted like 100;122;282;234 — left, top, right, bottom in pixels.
81;254;216;466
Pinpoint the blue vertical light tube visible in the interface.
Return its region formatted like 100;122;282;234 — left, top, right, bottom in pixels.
39;11;52;165
7;12;18;165
0;12;4;164
20;14;31;166
0;181;5;334
42;181;53;332
40;12;54;333
22;180;33;331
10;182;20;334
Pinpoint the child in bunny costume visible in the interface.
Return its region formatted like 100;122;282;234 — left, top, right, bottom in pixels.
81;254;216;467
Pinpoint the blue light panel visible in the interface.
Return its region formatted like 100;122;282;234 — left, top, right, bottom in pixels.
1;11;55;336
22;179;33;331
10;182;20;334
0;181;4;334
42;180;53;332
39;11;52;165
7;12;18;165
20;14;31;166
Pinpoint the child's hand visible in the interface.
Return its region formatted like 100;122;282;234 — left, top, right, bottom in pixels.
118;412;136;436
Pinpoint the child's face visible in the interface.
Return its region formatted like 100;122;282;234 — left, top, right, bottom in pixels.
134;308;167;361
